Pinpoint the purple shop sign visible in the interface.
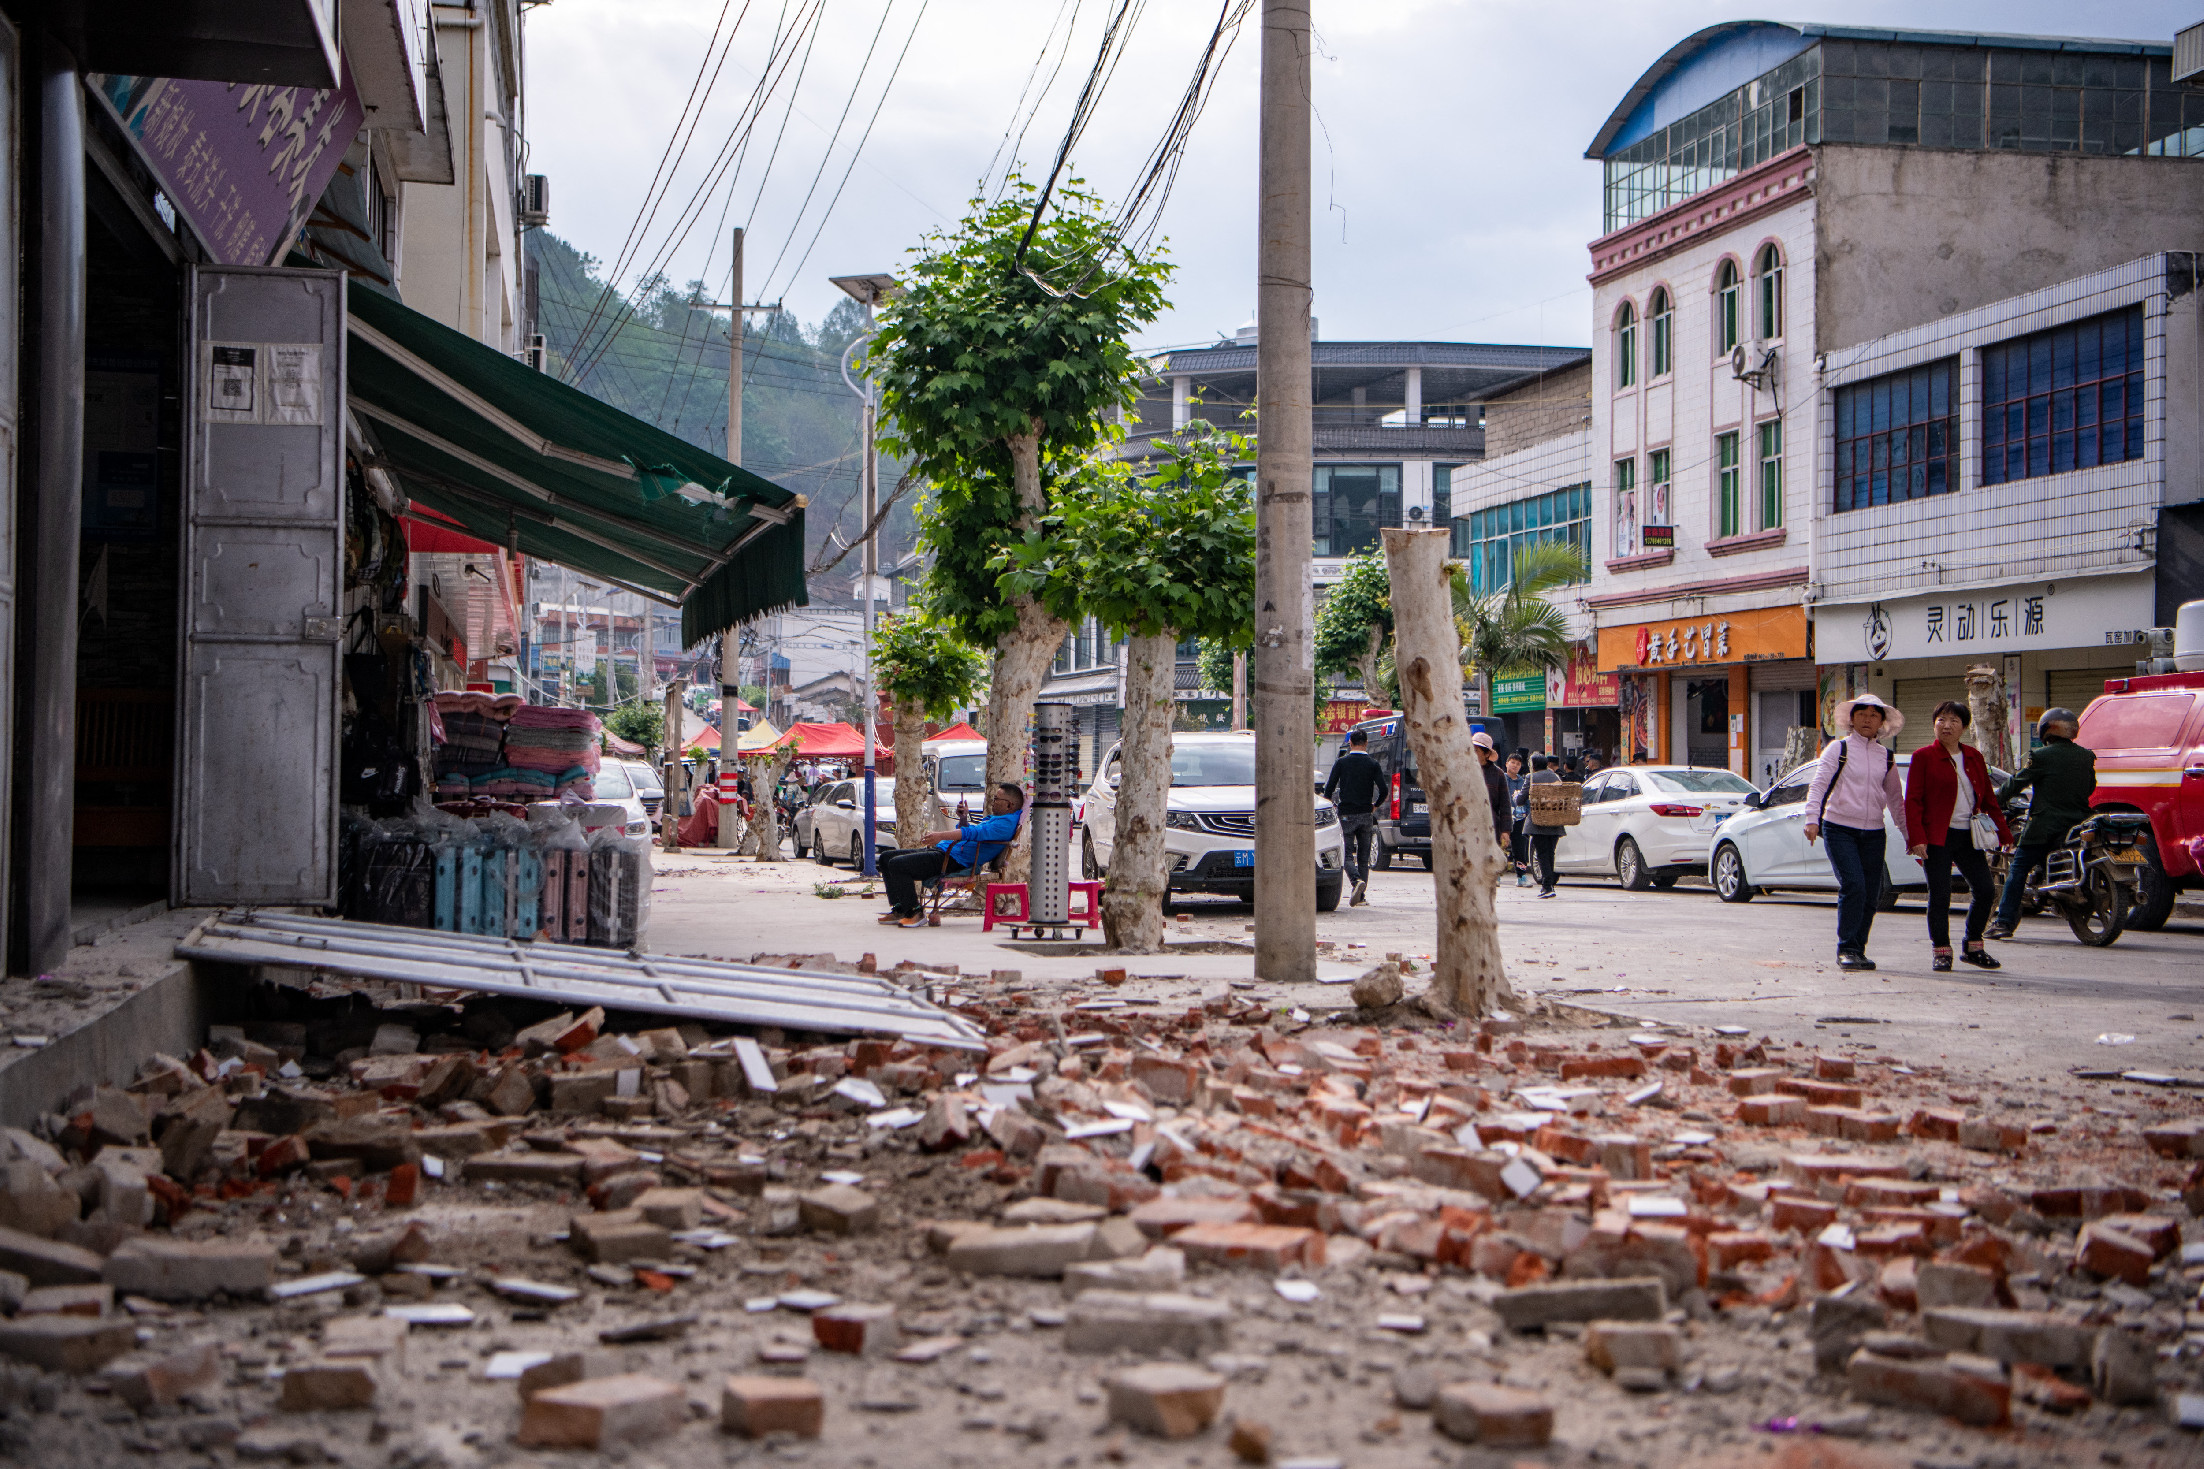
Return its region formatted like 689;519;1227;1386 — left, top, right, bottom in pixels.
90;73;364;268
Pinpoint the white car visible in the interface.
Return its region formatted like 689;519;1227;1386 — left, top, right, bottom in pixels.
1081;732;1346;911
622;760;666;827
800;776;900;866
1552;765;1760;889
1706;752;2011;905
584;762;653;839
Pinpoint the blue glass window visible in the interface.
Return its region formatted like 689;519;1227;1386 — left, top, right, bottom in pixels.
1981;305;2144;485
1456;484;1590;594
1834;358;1958;511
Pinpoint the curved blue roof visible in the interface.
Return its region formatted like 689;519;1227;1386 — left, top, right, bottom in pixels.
1587;20;2174;160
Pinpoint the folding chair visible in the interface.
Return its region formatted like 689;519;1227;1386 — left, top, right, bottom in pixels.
922;851;1006;926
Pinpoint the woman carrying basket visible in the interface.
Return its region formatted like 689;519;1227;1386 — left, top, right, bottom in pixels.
1525;753;1567;899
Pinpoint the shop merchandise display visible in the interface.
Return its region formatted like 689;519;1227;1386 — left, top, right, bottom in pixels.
428;694;601;801
339;802;650;947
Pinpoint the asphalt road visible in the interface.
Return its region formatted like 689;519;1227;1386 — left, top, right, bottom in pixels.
645;849;2204;1083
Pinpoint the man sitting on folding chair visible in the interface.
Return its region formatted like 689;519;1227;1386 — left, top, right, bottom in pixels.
878;781;1026;929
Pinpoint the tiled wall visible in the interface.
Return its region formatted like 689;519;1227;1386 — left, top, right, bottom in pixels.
1812;252;2177;606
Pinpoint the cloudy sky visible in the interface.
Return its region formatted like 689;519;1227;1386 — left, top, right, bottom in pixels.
526;1;2195;353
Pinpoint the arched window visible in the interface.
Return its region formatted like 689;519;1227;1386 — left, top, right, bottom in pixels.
1649;287;1673;377
1755;244;1784;341
1715;261;1740;356
1615;301;1637;389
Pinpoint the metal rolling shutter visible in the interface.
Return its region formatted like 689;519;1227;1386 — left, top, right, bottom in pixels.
2047;667;2130;716
1890;678;1951;754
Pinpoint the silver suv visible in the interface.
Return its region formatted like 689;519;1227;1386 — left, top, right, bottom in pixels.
1081;732;1345;911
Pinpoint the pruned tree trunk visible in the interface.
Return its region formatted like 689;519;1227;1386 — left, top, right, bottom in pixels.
660;680;685;852
750;751;794;861
1964;662;2010;769
1381;528;1517;1017
1358;624;1385;706
1780;724;1821;780
985;596;1067;885
1103;632;1174;952
892;699;931;848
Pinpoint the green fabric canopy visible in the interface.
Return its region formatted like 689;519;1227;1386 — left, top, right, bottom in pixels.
345;284;807;643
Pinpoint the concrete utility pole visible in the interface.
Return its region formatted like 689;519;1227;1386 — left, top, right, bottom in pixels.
717;228;746;849
1253;0;1316;984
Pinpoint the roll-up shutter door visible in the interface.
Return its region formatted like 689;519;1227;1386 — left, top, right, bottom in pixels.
2047;667;2130;717
1890;678;1951;754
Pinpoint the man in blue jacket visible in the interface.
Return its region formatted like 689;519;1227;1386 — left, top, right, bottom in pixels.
878;782;1026;928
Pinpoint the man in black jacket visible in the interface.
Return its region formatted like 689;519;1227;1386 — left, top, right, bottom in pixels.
1323;728;1385;906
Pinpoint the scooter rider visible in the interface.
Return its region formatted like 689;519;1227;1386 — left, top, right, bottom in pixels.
1986;707;2097;940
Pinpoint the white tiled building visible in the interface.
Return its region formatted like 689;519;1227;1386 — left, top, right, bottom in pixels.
1559;20;2204;783
1809;253;2193;755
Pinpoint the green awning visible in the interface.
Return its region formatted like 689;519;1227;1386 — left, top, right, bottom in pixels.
345;284;807;643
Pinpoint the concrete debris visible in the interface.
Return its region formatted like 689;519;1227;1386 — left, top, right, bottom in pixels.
0;978;2187;1464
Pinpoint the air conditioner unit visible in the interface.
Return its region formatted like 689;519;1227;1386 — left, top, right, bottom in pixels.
520;173;550;227
525;333;547;372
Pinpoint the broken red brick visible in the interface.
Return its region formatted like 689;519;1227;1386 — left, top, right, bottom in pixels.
1739;1096;1807;1127
1170;1221;1322;1271
2075;1222;2154;1286
1770;1196;1838;1235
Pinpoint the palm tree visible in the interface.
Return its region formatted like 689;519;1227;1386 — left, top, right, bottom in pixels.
1451;537;1582;709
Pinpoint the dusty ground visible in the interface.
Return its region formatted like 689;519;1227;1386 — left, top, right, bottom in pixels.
0;857;2197;1468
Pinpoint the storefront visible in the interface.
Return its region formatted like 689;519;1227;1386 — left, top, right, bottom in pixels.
1489;673;1545;755
1596;605;1814;779
1811;573;2154;766
1540;648;1621;767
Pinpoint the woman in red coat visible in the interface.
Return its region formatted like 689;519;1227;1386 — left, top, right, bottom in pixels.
1904;700;2012;972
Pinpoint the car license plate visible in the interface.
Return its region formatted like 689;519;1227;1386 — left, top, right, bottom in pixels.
1233;850;1255;868
2110;848;2145;864
1411;803;1429;815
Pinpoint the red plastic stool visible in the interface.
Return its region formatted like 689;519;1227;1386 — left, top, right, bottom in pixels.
980;882;1028;932
1066;881;1102;929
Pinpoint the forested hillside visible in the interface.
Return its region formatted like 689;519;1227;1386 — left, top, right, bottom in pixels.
532;233;918;594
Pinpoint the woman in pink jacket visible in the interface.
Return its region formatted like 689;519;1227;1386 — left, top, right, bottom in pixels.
1803;693;1906;972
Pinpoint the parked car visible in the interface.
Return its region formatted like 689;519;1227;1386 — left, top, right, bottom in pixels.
584;761;653;839
1343;711;1508;870
1708;751;2010;905
1551;765;1760;889
800;777;901;866
2078;666;2204;932
1082;732;1345;911
622;761;665;826
926;742;991;826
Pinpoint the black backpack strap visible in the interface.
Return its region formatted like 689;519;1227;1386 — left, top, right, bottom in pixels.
1817;740;1849;825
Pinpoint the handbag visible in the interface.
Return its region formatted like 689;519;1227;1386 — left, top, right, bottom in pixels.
1969;812;2001;850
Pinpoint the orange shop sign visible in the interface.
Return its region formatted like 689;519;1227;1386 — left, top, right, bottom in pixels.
1598;604;1810;672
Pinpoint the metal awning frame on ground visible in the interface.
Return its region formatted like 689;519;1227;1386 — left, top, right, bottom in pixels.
177;910;986;1051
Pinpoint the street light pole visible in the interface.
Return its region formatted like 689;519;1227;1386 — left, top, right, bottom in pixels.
1254;0;1316;984
831;272;900;880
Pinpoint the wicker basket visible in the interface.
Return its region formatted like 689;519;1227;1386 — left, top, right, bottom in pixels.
1528;780;1584;827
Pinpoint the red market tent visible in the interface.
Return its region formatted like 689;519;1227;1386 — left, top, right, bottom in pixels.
922;721;983;749
769;721;866;758
685;724;722;752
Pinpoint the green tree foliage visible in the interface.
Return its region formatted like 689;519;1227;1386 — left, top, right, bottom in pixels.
531;233;917;598
582;661;640;708
874;177;1172;645
1452;538;1579;680
603;702;666;754
873;609;989;719
1314;553;1395;700
873;607;990;845
1003;424;1255;951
